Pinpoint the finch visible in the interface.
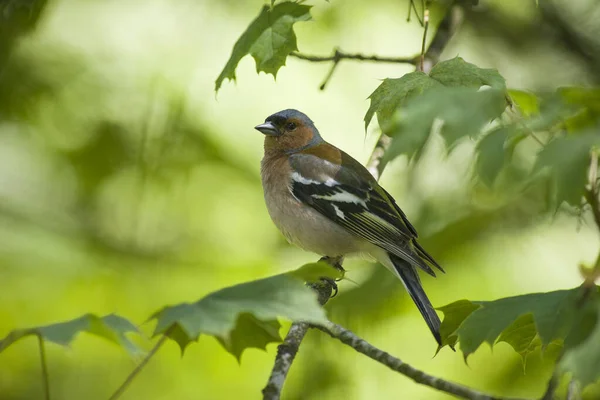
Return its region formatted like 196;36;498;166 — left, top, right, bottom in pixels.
256;109;444;345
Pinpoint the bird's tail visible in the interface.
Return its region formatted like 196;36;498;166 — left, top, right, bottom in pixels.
388;253;442;346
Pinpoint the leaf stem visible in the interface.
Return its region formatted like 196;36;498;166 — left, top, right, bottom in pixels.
38;335;50;400
108;333;169;400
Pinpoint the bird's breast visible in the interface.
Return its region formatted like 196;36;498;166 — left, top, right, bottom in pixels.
260;155;362;256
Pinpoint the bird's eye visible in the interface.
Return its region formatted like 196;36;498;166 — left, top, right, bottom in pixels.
285;122;297;131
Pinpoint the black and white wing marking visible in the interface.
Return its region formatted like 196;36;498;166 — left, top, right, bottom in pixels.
289;165;437;276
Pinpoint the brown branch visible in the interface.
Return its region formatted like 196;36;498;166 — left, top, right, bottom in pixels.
290;51;416;64
321;323;527;400
262;279;334;400
582;150;600;286
290;51;416;90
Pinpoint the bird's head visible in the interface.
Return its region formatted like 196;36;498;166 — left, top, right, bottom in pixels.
255;109;323;154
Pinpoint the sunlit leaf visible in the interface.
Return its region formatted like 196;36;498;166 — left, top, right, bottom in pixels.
533;132;600;207
289;261;344;282
437;300;481;349
383;87;507;161
150;265;329;359
429;57;506;90
215;2;311;91
496;313;540;366
364;72;442;130
438;287;597;363
509;89;539;117
365;57;506;132
0;314;140;355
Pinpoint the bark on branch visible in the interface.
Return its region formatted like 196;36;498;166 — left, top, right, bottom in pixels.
321;323;527;400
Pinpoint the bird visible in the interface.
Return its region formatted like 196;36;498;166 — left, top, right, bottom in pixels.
255;109;445;345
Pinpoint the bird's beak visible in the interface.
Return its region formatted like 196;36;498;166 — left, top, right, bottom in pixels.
254;121;280;136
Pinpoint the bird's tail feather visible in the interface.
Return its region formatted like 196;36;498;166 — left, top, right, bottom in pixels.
389;253;442;346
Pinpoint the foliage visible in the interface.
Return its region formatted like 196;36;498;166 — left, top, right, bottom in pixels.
215;2;311;91
0;314;140;355
438;287;600;386
150;262;338;359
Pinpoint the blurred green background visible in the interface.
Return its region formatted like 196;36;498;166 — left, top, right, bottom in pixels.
1;0;599;399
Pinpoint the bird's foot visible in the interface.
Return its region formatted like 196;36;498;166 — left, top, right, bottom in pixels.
318;256;345;298
321;277;338;299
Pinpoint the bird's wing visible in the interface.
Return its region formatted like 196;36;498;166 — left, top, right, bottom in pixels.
289;146;441;275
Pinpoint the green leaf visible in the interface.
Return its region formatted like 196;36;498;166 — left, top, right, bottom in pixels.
475;126;513;186
364;72;442;130
150;266;328;359
558;87;600;113
0;314;140;355
533;132;600;207
215;2;311;91
365;57;507;132
429;57;506;90
289;261;344;282
496;313;540;365
437;300;481;349
509;89;540;117
438;287;595;363
560;302;600;387
383;87;507;161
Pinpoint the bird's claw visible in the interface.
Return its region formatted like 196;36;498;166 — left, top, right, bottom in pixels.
319;277;339;298
318;256;345;297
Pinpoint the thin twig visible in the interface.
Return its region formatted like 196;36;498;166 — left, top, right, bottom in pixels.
566;379;579;400
420;4;430;71
38;335;50;400
321;323;526;400
108;334;170;400
582;150;600;288
290;51;415;64
407;0;424;25
420;9;430;71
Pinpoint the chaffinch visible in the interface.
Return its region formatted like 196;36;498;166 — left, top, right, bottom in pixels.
255;109;444;345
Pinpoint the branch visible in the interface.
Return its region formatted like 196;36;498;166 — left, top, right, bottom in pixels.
321;323;527;400
582;149;600;286
290;51;416;64
290;50;416;90
262;279;335;400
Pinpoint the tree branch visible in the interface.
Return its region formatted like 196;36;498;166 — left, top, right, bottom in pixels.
262;280;334;400
321;323;527;400
290;50;416;64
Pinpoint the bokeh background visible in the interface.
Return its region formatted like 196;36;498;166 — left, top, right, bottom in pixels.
1;0;600;399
